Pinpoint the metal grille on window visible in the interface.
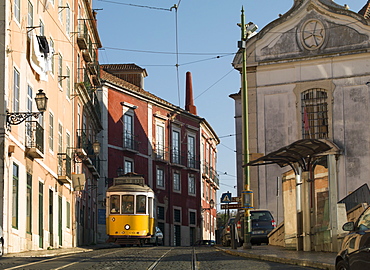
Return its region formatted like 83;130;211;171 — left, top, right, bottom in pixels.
301;89;328;139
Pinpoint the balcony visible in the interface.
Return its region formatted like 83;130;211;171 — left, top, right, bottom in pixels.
57;153;72;184
123;132;139;153
203;161;210;177
154;145;170;163
82;36;93;63
209;167;220;187
87;51;99;75
76;129;100;176
77;20;88;50
187;154;200;170
171;150;186;167
25;121;44;159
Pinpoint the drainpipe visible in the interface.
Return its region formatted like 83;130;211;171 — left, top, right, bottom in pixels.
301;171;311;251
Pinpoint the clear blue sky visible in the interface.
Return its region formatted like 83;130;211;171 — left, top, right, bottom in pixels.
93;0;365;209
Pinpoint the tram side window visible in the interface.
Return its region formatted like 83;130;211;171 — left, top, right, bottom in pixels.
110;195;120;214
122;195;134;214
136;195;146;214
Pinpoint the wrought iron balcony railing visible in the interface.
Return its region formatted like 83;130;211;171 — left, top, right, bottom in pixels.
57;153;72;183
123;132;139;152
187;154;200;170
154;145;170;162
77;20;88;50
76;129;100;175
171;149;186;167
25;121;44;158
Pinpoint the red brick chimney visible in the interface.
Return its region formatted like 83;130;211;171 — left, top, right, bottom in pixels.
185;71;197;115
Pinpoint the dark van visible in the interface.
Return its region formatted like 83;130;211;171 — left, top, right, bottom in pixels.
235;209;276;245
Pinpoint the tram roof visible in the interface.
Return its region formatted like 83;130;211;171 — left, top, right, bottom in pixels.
106;183;153;193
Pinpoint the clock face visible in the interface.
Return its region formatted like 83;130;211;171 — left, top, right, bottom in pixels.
301;19;325;50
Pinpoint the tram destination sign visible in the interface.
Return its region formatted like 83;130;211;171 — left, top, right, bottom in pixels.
221;203;242;209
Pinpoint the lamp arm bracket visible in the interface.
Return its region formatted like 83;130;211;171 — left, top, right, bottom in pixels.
7;111;42;125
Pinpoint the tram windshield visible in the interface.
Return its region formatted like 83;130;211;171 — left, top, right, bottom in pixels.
110;195;120;214
136;195;146;214
122;195;134;214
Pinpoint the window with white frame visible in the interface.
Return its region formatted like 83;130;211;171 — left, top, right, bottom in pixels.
58;0;63;22
172;129;180;164
157;168;164;188
50;38;55;75
66;3;70;36
49;113;54;151
58;123;63;153
14;0;20;23
26;85;33;141
66;132;71;154
39;20;44;36
156;124;165;158
28;1;33;27
66;66;70;98
188;174;195;195
58;54;63;88
173;171;180;191
13;68;20;112
124;160;133;174
124;113;133;149
187;134;196;168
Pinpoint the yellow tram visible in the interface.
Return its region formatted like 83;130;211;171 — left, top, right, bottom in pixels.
106;173;156;246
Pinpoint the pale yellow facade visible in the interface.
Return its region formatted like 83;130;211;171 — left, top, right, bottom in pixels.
0;0;101;254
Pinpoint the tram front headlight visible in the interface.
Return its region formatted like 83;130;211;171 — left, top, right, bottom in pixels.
124;224;130;230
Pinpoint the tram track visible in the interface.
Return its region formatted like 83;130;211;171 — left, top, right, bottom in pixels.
147;247;196;270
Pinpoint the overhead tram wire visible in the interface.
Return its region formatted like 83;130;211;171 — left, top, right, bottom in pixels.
170;3;181;107
102;47;235;56
97;0;171;11
194;68;235;100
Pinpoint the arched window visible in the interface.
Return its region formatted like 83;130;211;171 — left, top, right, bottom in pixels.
301;89;328;139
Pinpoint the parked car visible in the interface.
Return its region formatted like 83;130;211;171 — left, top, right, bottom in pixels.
335;206;370;270
193;240;215;246
235;209;276;245
147;227;163;246
221;217;235;247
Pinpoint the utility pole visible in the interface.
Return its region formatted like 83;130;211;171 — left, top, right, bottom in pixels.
238;6;257;250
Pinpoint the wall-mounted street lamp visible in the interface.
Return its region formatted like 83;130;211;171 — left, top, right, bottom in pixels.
92;140;101;156
7;89;48;126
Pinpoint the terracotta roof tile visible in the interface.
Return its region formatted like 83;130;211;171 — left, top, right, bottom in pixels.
100;69;172;107
100;64;147;76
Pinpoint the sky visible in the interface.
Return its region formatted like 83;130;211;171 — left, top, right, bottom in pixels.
93;0;365;210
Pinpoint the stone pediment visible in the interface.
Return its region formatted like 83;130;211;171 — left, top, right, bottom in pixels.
242;0;370;64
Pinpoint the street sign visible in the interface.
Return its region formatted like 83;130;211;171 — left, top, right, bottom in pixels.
221;203;242;209
220;192;232;203
232;196;241;202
